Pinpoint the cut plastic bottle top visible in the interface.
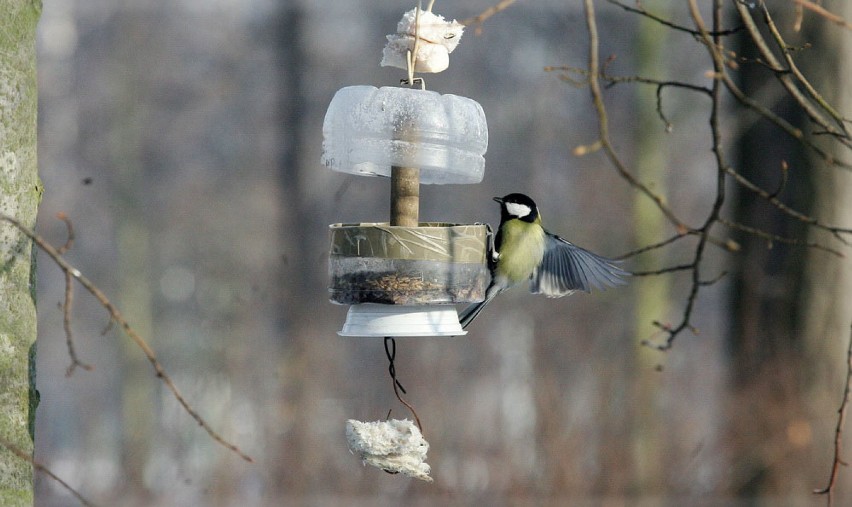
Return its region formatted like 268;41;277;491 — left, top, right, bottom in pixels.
321;86;488;185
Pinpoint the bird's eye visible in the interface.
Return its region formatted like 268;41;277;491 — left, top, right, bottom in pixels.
444;33;455;39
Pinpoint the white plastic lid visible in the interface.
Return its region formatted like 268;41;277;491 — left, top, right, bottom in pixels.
338;304;466;337
321;86;488;184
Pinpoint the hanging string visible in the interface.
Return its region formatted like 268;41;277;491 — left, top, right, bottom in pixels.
403;0;426;90
384;336;423;431
383;0;433;436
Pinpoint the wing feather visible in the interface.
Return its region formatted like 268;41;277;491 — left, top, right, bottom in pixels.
530;233;629;297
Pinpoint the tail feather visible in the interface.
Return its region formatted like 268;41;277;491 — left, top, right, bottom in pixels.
459;289;499;330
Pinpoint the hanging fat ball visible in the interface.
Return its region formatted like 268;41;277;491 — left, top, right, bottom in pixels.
346;419;433;482
381;8;464;73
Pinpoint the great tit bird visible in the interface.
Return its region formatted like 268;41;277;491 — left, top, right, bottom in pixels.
459;193;628;329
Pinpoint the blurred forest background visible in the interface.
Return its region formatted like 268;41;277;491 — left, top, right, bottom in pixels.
28;0;852;505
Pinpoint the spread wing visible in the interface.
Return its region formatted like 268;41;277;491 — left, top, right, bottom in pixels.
530;232;629;297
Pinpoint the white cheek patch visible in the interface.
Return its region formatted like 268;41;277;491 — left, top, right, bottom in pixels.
505;202;532;218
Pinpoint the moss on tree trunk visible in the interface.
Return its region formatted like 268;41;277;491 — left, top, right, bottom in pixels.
0;0;43;505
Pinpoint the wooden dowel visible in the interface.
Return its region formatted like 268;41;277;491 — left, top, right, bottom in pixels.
391;166;420;227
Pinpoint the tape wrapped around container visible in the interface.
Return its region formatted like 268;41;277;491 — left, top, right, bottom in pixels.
329;222;490;306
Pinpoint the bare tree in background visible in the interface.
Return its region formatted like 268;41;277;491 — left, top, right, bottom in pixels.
586;0;852;498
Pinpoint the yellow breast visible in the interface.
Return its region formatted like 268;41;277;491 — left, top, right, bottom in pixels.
496;220;546;284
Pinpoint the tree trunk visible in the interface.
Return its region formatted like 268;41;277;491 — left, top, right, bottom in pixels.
728;6;846;496
112;13;156;499
0;1;42;505
630;9;672;492
800;4;852;502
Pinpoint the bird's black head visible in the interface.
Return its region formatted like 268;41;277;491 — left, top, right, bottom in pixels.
494;193;539;223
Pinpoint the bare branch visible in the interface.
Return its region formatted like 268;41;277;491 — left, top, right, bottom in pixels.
630;264;696;277
54;212;74;255
641;0;730;351
0;213;254;463
460;0;516;29
581;0;852;351
814;324;852;502
719;68;852;169
605;0;741;37
718;217;846;257
0;437;96;507
723;164;852;240
615;232;690;260
698;270;728;287
758;3;848;134
63;269;93;377
54;213;94;376
680;4;852;170
767;160;789;199
582;0;690;233
795;0;852;31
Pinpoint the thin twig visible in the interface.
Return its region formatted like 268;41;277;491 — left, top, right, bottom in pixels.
605;0;741;37
615;232;690;260
718;64;852;169
718;217;846;257
758;3;848;134
698;269;728;287
63;269;93;376
582;0;689;233
54;214;93;376
584;0;723;350
645;0;718;350
0;437;96;507
814;324;852;502
630;264;696;277
734;1;851;147
723;164;852;244
460;0;516;28
766;160;789;200
679;4;852;170
794;1;805;32
545;64;713;131
735;1;832;129
544;65;591;87
55;212;74;255
640;0;729;351
0;213;253;463
795;0;852;31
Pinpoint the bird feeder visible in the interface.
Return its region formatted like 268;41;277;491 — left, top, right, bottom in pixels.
321;9;488;338
327;2;484;482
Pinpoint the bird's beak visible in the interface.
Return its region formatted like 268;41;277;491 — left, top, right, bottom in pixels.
493;196;503;203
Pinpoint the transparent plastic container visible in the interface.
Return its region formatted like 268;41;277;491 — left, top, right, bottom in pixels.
329;222;490;306
321;86;488;184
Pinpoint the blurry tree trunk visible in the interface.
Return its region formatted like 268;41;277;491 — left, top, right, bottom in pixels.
0;1;42;504
630;7;671;493
274;2;314;494
112;14;155;501
799;3;852;498
116;219;154;499
727;9;821;495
